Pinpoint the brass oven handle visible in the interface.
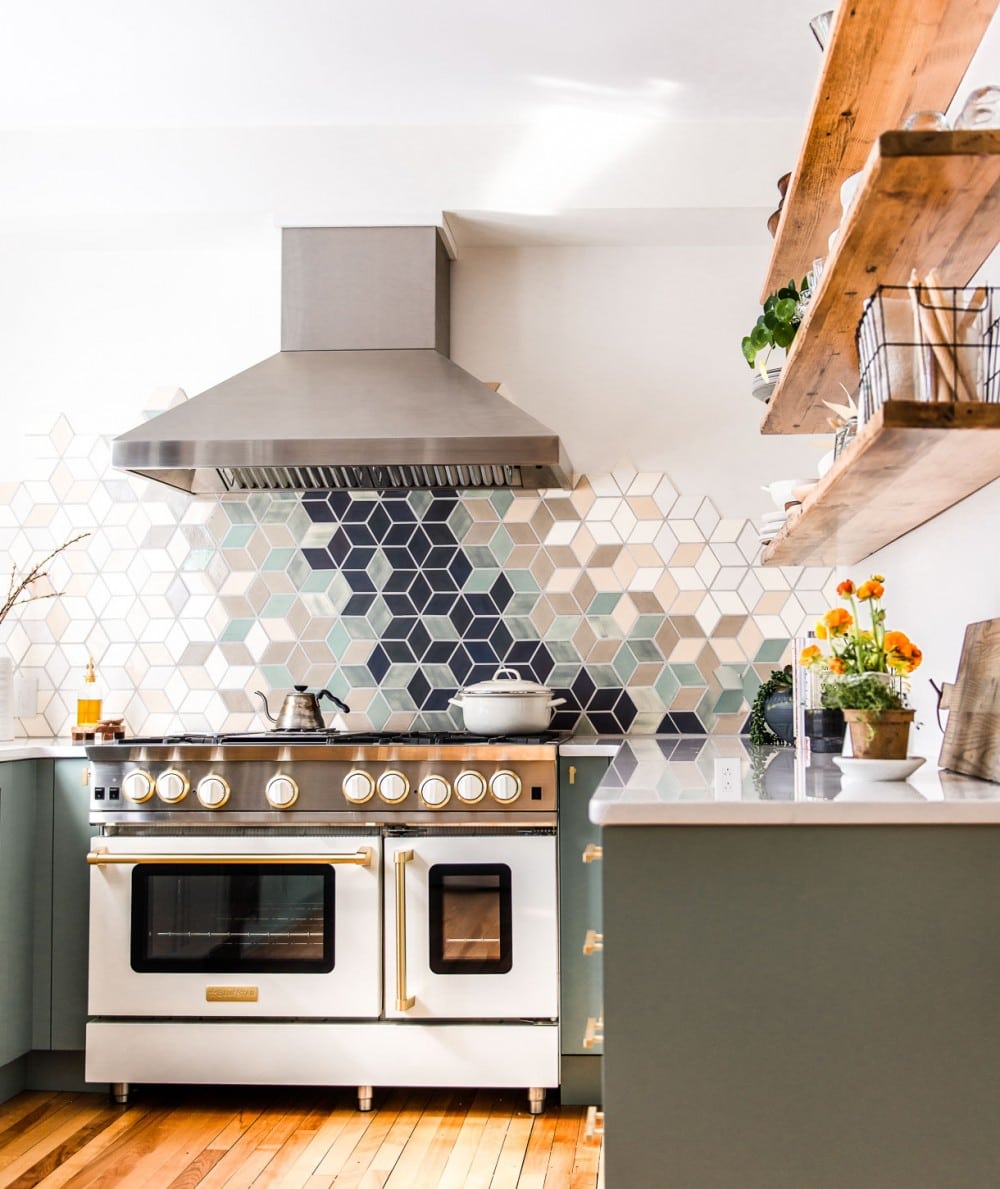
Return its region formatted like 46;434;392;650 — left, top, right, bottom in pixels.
583;928;604;955
585;1105;605;1140
582;844;603;863
394;849;416;1012
583;1015;604;1049
87;848;373;866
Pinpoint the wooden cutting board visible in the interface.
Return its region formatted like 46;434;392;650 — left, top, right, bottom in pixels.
939;617;1000;783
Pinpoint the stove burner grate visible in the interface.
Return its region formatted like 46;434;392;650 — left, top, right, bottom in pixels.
107;730;566;747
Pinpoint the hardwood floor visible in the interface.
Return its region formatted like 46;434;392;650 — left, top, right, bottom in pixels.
0;1087;602;1187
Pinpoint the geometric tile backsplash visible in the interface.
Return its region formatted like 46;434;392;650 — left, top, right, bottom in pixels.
0;410;835;737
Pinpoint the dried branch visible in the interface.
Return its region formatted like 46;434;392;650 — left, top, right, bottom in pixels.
0;532;91;626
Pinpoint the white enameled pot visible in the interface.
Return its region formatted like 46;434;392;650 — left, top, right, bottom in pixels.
449;666;565;734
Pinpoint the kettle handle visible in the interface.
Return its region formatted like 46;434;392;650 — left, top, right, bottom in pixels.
318;688;351;715
253;690;276;723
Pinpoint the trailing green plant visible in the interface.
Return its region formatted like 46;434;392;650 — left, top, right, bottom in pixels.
748;664;794;747
820;673;903;712
741;277;807;378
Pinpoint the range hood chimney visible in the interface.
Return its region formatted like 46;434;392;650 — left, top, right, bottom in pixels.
112;226;572;493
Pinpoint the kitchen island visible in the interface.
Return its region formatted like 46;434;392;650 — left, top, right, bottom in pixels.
587;736;1000;1189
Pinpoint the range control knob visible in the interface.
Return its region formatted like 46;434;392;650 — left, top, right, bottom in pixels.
418;774;451;809
121;769;154;804
265;774;299;809
343;769;375;804
490;770;522;804
378;770;410;803
454;769;487;804
156;769;190;804
196;774;231;809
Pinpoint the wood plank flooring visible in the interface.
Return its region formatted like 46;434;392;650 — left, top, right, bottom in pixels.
0;1087;602;1187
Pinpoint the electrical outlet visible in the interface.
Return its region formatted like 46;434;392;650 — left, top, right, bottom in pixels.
714;758;741;799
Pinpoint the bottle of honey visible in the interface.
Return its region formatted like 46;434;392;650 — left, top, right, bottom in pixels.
76;656;103;727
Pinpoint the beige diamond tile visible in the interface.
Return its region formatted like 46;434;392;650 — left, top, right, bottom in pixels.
611;595;638;634
572;619;597;657
508;522;539;546
570;477;596;517
587;638;619;664
530;551;556;588
505;545;537;569
543;497;577;521
612;550;637;588
545;545;577;570
712;636;747;662
547;568;579;595
590;544;621;569
654;571;679;611
504;495;539;523
570;525;596;565
530;598;556;636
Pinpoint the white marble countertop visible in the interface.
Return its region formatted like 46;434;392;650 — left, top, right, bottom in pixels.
586;735;1000;825
0;737;87;760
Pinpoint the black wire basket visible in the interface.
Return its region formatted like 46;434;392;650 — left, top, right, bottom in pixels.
856;285;1000;425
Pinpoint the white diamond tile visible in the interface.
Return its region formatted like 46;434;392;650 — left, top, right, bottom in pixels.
628;473;660;497
695;594;721;635
694;548;721;586
694;498;720;537
611;502;637;540
589;474;622;498
589;521;620;546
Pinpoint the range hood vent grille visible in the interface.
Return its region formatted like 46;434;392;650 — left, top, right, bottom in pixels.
218;462;526;492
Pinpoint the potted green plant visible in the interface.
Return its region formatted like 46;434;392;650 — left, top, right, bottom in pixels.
799;574;923;759
741;277;807;401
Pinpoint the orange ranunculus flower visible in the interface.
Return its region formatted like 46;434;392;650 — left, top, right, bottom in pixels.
799;644;823;667
815;620;828;640
822;607;853;636
886;631;922;673
857;578;884;601
872;574;885;583
828;656;847;675
836;579;855;597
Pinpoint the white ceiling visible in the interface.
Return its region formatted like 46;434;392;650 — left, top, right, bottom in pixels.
2;0;843;129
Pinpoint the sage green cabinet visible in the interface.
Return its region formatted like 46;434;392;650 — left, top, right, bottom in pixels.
0;761;38;1068
558;753;609;1105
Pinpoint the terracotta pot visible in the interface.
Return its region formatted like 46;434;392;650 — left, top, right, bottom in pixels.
842;708;915;760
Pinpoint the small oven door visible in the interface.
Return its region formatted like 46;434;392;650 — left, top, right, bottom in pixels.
89;831;381;1018
384;830;557;1021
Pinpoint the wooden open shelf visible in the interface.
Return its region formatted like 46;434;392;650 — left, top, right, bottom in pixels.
762;0;998;300
760;401;1000;566
761;129;1000;435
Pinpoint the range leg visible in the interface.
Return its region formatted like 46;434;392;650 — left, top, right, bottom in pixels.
357;1084;374;1112
111;1082;130;1105
528;1087;545;1115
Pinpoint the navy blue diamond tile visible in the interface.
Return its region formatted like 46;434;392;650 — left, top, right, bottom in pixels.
468;663;500;685
530;644;556;683
425;641;454;665
342;500;372;523
612;691;637;731
326;530;351;566
572;667;596;707
425;687;457;711
489;574;514;612
343;547;376;572
449;598;473;634
588;712;621;734
384;593;417;617
325;491;352;518
739;713;752;736
384;524;414;547
365;505;392;541
407;527;432;565
367;644;391;683
466;640;500;666
407;621;432;660
384;569;413;594
302;547;335;570
343;593;375;616
506;641;537;668
426;569;458;593
343;522;376;548
344;570;376;594
382;497;416;523
384;616;417;641
426;593;457;616
670;711;706;734
406;670;431;707
448;552;473;586
406;573;433;612
303;498;338;523
551;707;583;732
467;615;499;641
384;639;415;664
425;522;457;545
588;688;621;713
448;645;474;685
655;714;681;734
489;621;513;659
465;593;496;617
425;545;457;569
425;495;458;521
383;546;415;573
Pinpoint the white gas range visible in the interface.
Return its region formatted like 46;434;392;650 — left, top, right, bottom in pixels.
85;729;561;1113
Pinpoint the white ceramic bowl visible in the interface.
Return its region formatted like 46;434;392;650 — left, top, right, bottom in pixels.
761;478;810;509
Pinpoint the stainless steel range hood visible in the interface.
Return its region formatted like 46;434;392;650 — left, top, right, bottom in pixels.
112;226;572;493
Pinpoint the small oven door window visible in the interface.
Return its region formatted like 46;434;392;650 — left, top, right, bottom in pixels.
130;863;335;974
428;863;512;975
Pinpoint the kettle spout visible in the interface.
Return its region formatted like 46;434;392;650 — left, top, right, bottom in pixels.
253;690;277;723
319;689;351;715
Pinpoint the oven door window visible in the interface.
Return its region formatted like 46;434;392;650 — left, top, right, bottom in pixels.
428;863;512;975
131;864;335;973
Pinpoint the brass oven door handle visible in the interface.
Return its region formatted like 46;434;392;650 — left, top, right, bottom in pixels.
87;848;373;866
583;928;604;955
582;843;603;863
583;1014;604;1049
394;848;416;1011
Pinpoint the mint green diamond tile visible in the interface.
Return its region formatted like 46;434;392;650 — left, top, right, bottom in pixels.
222;525;255;548
366;692;392;730
384;687;418;712
447;505;473;541
716;664;745;691
755;638;790;663
327;671;351;699
507;594;538;617
742;670;761;700
546;616;579;642
220;619;252;643
713;689;746;714
366;549;392;590
465;545;499;569
343;617;376;641
261;664;293;688
424;617;460;641
631;614;663;639
326;621;351;659
588;593;621;615
588;615;618;640
263;547;296;572
262;496;298;524
366;597;392;636
223;503;256;525
246;493;271;521
548;640;582;663
506;617;539;641
490;490;515;517
465;568;500;593
286;552;311;587
407;491;432;516
327;573;352;612
301;570;333;593
655;667;681;706
422;664;454;688
507;569;539;594
385;663;417;688
696;688;719;729
422;710;457;732
488;526;514;565
261;594;295;618
672;663;705;687
300;523;337;549
549;663;580;686
629;687;665;712
588;665;620;688
182;548;215;572
342;665;377;688
629;639;663;663
613;645;638;683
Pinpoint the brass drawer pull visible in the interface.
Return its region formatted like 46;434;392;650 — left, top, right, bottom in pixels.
582;843;603;863
583;1015;604;1049
585;1105;605;1140
87;848;373;866
583;929;604;955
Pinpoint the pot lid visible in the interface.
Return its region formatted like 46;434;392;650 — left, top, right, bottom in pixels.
460;666;556;698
